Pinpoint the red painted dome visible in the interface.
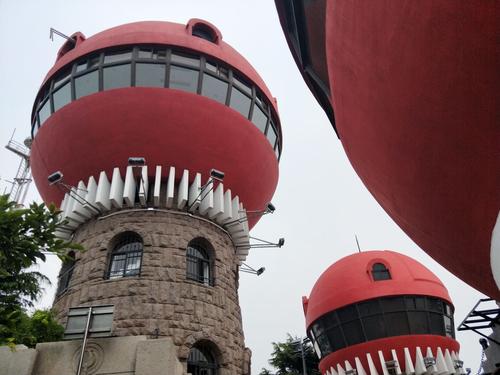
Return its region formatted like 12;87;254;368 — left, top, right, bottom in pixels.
303;251;459;375
275;1;499;299
29;20;282;227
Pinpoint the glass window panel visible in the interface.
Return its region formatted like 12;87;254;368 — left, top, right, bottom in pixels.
53;81;72;111
316;334;332;356
201;74;228;104
408;311;429;334
153;49;166;60
32;121;39;138
66;315;88;332
385;312;410;336
53;68;71;88
443;315;454;337
91;313;113;332
342;320;364;345
103;64;131;90
251;105;268;133
337;305;358;323
138;48;153;59
429;313;445;335
327;325;345;351
382;297;405;312
169;66;198;93
416;297;427;310
136;63;166;87
229;88;251;118
358;299;381;316
75;70;99;99
445;304;452;316
205;61;217;73
171;52;199;67
104;50;132;64
266;123;277;148
428;298;444;313
233;75;252;95
38;99;51;125
362;315;386;340
76;61;87;72
88;55;100;69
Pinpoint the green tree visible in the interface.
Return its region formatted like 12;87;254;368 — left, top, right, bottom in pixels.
260;334;321;375
0;194;80;346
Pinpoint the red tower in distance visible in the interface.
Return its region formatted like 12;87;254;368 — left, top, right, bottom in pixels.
30;19;282;229
303;251;464;375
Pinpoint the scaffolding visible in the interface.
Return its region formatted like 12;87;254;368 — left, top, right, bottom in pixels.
4;131;32;206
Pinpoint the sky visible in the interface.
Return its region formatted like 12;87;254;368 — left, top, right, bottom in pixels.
0;0;488;373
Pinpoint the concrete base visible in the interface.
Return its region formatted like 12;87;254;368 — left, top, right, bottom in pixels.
1;336;184;375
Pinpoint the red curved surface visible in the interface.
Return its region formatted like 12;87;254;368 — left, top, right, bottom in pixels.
304;251;451;327
324;2;499;298
36;20;279;124
319;335;459;375
30;88;278;227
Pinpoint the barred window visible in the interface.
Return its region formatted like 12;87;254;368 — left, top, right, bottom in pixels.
56;251;76;296
186;240;213;286
187;342;218;375
107;232;143;279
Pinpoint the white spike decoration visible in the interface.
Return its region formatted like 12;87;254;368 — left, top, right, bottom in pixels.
435;347;448;375
425;347;438;374
391;349;402;375
337;364;346;375
344;360;354;372
366;353;379;375
355;356;368;375
443;350;455;375
378;351;390;375
414;347;426;375
153;165;162;207
56;166;256;262
330;367;339;375
404;347;415;375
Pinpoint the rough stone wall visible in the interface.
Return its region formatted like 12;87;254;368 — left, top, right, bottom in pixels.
52;209;249;375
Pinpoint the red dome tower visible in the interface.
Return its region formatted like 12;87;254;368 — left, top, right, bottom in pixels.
303;251;464;375
275;1;499;299
26;19;282;374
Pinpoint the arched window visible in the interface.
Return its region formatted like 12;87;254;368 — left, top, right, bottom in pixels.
371;262;391;281
186;240;213;286
107;232;143;279
56;251;76;295
187;344;218;375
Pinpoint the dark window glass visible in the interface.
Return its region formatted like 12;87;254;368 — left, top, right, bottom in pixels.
136;63;166;88
229;88;251;118
312;322;325;338
201;74;228;104
327;325;345;351
53;81;72;111
88;55;100;69
205;61;217;73
405;296;426;310
429;313;445;335
38;99;51;125
56;252;75;296
103;64;131;90
170;66;199;93
266;123;277;148
362;315;386;340
444;315;454;338
53;68;71;88
372;262;391;280
76;60;87;72
187;345;217;374
104;50;132;64
171;52;199;67
75;70;99;99
138;48;166;60
186;244;212;285
382;297;405;312
316;333;332;356
108;232;143;279
385;312;410;336
428;298;444;313
233;75;252;96
408;311;429;334
358;299;381;316
192;24;216;43
251;105;268;133
337;304;358;323
343;320;364;345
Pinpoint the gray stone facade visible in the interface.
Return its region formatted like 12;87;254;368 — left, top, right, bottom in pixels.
53;209;250;374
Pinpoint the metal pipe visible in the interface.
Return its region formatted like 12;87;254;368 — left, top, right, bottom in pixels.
76;307;93;375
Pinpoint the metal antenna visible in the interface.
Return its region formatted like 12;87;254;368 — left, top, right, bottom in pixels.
4;130;32;206
49;28;75;44
355;234;361;253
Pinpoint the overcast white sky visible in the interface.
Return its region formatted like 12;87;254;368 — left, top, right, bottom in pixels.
0;1;488;373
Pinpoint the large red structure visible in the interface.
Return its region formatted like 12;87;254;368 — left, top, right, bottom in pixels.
303;251;462;375
275;1;499;299
30;19;282;228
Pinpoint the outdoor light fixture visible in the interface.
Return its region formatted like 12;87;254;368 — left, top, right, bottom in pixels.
454;360;464;369
48;171;64;185
225;202;276;226
240;262;265;276
235;236;285;250
345;370;357;375
209;168;224;182
187;168;225;211
47;170;100;214
385;360;399;375
127;157;146;166
423;357;436;368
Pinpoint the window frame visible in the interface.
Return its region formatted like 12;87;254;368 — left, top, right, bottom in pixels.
186;242;213;286
106;232;144;280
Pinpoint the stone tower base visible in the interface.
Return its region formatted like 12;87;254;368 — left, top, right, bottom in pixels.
0;336;184;375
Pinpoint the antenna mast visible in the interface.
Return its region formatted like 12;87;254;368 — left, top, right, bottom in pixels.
4;130;32;206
